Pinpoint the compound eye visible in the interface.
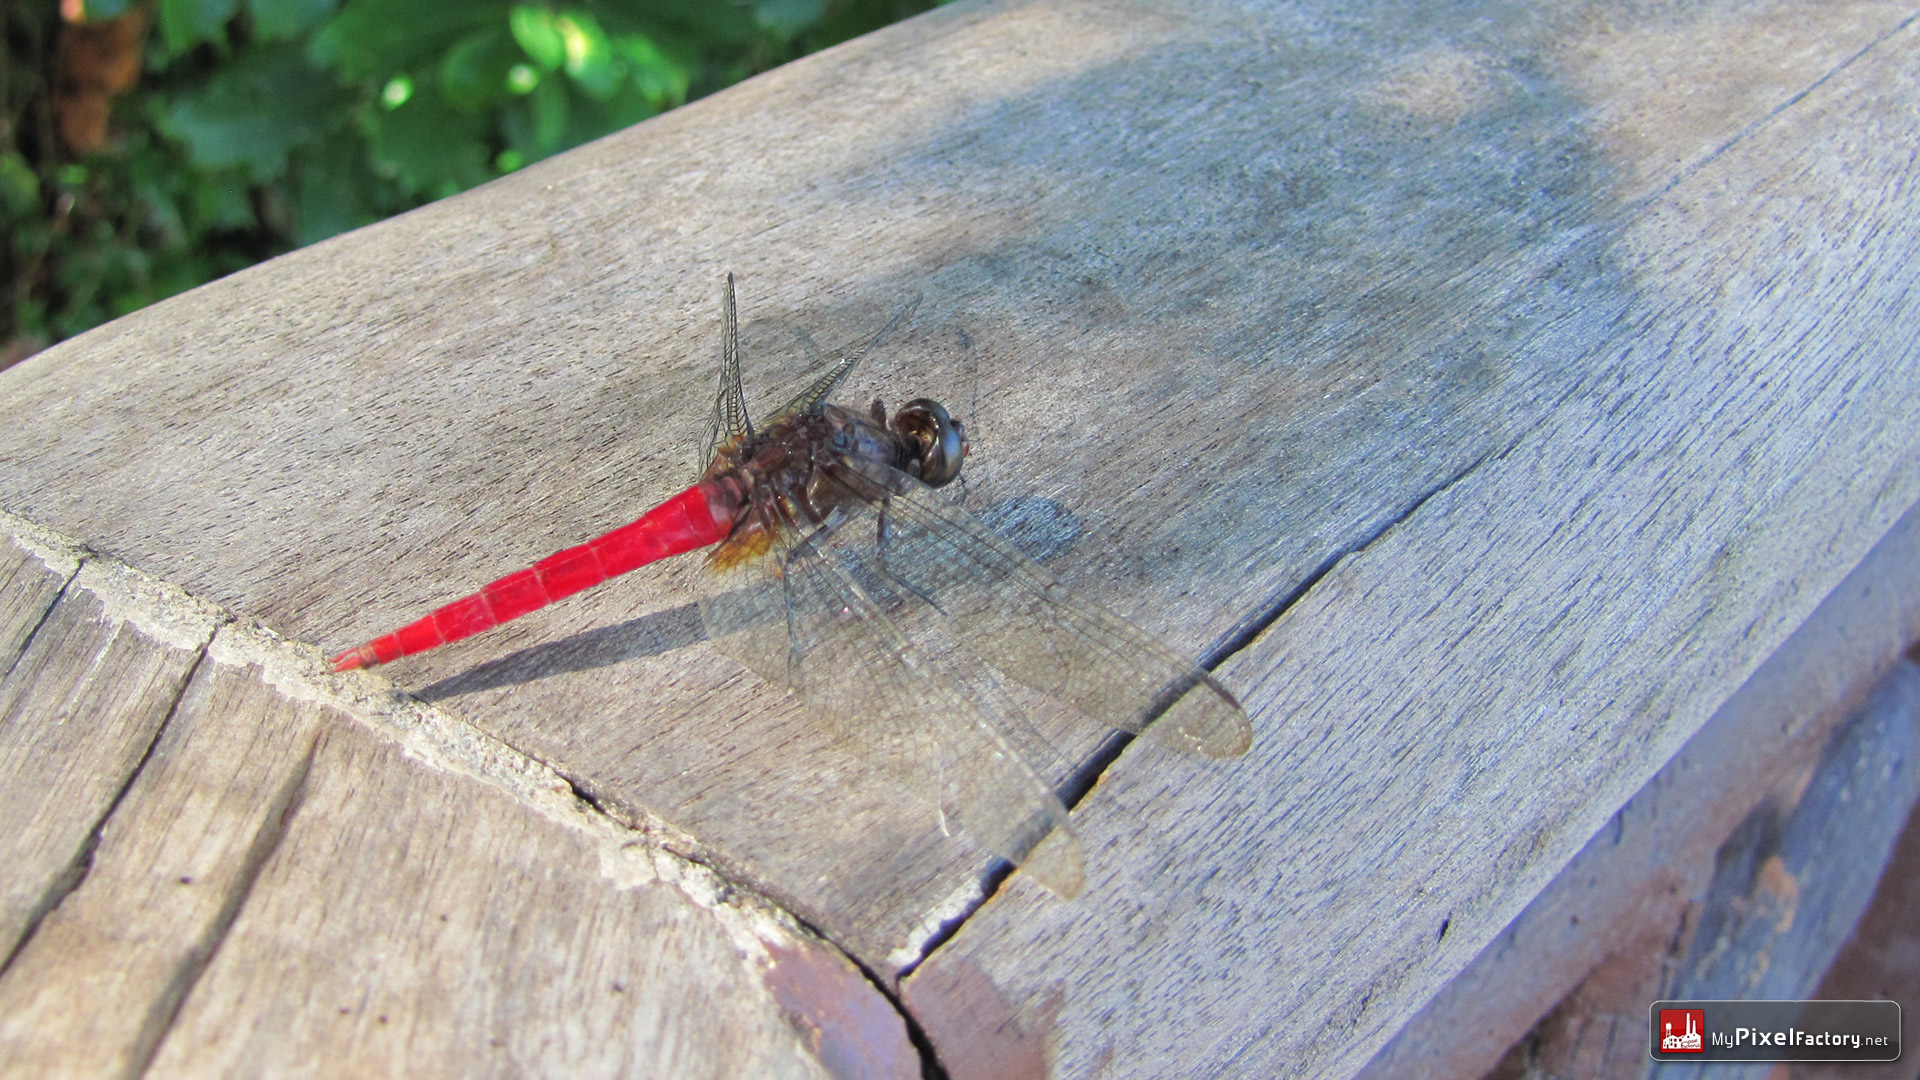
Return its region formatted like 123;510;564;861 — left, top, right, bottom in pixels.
892;398;968;488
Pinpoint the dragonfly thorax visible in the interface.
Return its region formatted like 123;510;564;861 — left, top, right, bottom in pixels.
701;398;969;543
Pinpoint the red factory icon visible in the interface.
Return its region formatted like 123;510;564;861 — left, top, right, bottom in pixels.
1659;1009;1705;1053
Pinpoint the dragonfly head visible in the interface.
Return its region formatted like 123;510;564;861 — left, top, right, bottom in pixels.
893;398;968;488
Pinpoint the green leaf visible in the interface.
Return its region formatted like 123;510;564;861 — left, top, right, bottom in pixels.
165;46;342;175
439;26;519;110
615;33;688;106
0;153;42;220
311;0;502;82
157;0;241;54
247;0;337;39
555;11;616;99
753;0;826;38
508;5;565;71
380;74;414;109
527;72;570;153
80;0;137;18
568;84;658;142
366;91;491;196
501;73;569;158
292;131;378;244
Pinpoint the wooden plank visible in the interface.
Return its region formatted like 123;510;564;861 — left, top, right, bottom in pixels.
0;513;83;672
147;633;912;1080
1469;662;1920;1080
903;9;1920;1079
0;0;1901;977
1799;751;1920;1080
0;6;1909;1079
1651;663;1920;1080
0;625;332;1075
1361;483;1920;1080
0;548;219;964
0;608;916;1078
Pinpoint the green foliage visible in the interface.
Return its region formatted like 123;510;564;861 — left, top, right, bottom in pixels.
247;0;338;41
1;0;938;356
164;45;343;173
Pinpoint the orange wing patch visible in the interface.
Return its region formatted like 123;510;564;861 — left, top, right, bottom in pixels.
708;523;773;571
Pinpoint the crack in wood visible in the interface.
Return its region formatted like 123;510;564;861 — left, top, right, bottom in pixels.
857;961;952;1080
0;595;208;984
573;764;951;1078
782;908;953;1080
123;729;320;1080
1636;8;1920;217
540;757;944;1076
1207;441;1508;676
0;555;78;686
890;446;1521;989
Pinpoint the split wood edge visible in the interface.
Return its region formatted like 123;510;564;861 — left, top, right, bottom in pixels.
0;504;832;971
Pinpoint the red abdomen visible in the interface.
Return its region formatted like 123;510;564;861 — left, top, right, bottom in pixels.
332;482;733;670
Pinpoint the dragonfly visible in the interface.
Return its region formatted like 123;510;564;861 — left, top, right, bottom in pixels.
332;274;1252;897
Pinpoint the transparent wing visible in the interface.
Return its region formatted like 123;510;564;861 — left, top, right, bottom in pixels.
698;500;1086;898
771;295;921;421
840;459;1254;759
703;273;753;465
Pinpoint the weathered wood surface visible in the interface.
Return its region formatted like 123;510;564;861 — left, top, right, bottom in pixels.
0;531;915;1079
897;2;1920;1076
1654;662;1920;1080
0;526;219;963
0;0;1914;1076
1361;490;1920;1080
1457;660;1920;1080
1800;750;1920;1080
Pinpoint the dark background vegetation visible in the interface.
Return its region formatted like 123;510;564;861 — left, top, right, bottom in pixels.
0;0;938;366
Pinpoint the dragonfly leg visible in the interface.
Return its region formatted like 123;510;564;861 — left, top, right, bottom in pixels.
782;572;805;692
875;500;948;616
786;515;832;562
764;503;815;693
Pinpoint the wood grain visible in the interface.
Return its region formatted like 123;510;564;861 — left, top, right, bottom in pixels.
1361;494;1920;1080
904;6;1920;1078
144;638;909;1080
0;517;83;672
0;542;219;965
0;0;1911;1075
0;584;917;1078
0;627;331;1075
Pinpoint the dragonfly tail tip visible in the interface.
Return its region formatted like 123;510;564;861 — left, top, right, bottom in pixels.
330;647;371;672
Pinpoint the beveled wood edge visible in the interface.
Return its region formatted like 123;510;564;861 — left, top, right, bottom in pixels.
1354;491;1920;1080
